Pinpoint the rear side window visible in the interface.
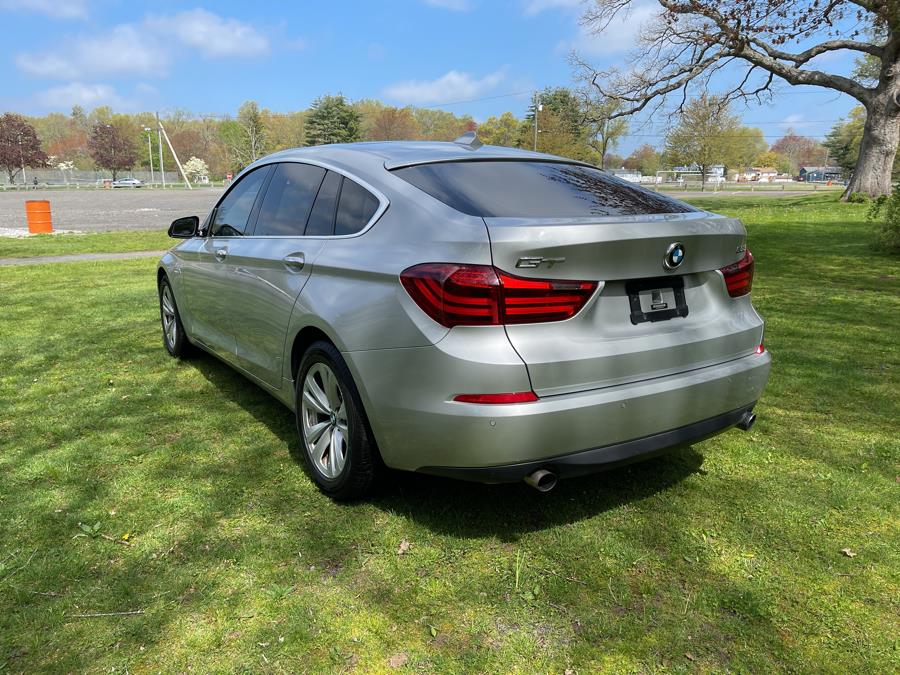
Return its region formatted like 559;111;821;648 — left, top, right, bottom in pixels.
255;163;325;236
335;178;379;235
305;171;342;236
211;166;271;236
391;161;696;218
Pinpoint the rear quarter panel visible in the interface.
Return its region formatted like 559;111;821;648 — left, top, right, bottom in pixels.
283;175;494;355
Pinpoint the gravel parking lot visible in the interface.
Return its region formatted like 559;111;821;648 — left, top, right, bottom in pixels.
0;184;836;237
0;188;222;234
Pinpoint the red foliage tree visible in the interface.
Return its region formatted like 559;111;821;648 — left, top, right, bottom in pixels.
0;113;48;184
770;130;828;174
88;123;138;180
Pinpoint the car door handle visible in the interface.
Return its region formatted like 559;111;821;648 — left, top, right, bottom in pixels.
214;248;227;261
283;253;305;270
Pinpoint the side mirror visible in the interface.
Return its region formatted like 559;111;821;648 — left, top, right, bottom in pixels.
168;215;199;239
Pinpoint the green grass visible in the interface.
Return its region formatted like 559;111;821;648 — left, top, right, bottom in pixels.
1;194;897;672
0;230;171;259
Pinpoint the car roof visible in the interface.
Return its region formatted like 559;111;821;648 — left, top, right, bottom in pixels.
261;141;580;171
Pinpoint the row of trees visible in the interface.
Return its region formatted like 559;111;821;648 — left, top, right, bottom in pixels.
0;88;860;185
0;97;478;183
482;89;841;185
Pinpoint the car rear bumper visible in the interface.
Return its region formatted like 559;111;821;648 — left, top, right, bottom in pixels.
419;403;755;482
346;341;771;476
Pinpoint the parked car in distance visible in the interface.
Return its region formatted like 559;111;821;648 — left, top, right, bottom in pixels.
112;177;144;188
157;136;771;500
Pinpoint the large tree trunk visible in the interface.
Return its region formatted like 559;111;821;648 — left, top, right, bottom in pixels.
843;92;900;199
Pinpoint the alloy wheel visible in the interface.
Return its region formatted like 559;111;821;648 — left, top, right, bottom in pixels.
300;362;349;479
161;285;177;347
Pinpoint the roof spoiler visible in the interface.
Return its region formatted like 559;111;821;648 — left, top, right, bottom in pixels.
453;131;483;150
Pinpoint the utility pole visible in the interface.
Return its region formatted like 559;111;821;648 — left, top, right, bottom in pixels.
144;127;155;185
158;120;192;189
532;91;542;152
156;112;166;189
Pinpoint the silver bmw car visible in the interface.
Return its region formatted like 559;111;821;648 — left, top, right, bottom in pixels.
158;136;770;500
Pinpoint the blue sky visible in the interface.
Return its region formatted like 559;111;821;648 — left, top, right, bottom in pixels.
0;0;861;155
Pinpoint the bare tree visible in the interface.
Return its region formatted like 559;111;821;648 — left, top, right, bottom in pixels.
573;0;900;198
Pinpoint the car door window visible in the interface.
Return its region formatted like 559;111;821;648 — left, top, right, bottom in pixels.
305;170;342;236
335;177;379;235
211;166;271;237
255;163;326;236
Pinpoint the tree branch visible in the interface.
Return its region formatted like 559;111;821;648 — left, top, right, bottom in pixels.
736;42;873;103
748;37;884;64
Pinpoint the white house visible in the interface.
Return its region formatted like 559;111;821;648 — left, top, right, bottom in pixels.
738;166;779;182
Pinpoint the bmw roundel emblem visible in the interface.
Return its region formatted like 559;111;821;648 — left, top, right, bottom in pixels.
664;242;685;270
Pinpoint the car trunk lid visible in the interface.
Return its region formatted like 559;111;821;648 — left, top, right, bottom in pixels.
485;212;764;396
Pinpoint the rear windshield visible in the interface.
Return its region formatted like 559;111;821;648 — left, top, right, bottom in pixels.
392;160;696;218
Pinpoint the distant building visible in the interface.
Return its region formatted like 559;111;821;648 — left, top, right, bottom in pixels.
608;168;643;183
736;166;778;182
672;164;726;183
799;166;843;182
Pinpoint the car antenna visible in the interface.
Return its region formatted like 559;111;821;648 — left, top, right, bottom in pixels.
453;131;483;150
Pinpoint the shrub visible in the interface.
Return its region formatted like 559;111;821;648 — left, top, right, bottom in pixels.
867;184;900;254
846;192;871;203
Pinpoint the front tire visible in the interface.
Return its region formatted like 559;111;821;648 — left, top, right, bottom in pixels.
159;276;192;358
295;341;378;501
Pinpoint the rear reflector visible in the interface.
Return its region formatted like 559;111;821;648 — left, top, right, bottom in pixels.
720;250;754;297
755;343;765;354
453;391;539;404
400;263;597;327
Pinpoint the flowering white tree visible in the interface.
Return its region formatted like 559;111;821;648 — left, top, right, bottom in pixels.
183;156;209;183
56;160;75;185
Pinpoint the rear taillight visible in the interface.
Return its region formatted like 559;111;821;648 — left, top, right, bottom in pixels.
720;250;754;297
400;263;597;328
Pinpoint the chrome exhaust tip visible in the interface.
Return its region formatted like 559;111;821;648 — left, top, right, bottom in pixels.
523;469;557;492
736;411;757;431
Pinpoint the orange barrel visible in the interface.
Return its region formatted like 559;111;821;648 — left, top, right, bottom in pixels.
25;200;53;234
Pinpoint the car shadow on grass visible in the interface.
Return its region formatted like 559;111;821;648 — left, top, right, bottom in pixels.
186;349;706;540
373;450;704;540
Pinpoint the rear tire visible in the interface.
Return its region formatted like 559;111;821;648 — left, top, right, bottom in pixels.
295;341;379;501
159;276;192;358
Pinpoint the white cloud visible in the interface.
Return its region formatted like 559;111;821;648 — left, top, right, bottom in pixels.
17;25;162;79
383;69;506;105
144;9;269;58
36;82;130;109
523;0;582;16
559;1;659;56
423;0;471;10
16;10;268;81
778;113;823;132
0;0;89;20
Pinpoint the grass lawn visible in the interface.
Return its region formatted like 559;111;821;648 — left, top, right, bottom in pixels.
0;231;170;259
1;194;897;672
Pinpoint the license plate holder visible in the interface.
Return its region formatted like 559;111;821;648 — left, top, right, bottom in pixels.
626;276;689;325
